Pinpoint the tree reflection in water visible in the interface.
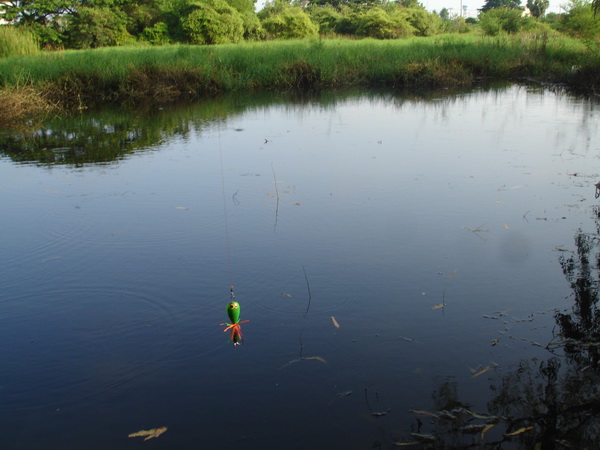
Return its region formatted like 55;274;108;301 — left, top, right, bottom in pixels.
402;207;600;449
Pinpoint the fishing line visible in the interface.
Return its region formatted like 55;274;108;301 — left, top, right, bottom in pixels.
217;121;248;346
217;121;234;292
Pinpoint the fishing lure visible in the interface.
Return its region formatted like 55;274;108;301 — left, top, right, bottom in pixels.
221;300;249;346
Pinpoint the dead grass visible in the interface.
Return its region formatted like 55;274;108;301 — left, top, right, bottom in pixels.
0;83;61;128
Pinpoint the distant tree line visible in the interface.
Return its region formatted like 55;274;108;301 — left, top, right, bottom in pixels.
0;0;598;49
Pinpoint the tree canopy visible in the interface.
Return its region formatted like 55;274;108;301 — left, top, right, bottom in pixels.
0;0;598;50
479;0;522;12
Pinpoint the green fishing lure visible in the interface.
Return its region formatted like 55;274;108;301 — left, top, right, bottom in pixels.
227;301;240;324
222;301;248;346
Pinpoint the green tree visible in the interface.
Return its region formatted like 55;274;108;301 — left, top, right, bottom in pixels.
309;0;383;8
260;5;318;39
480;0;522;12
526;0;549;17
225;0;256;13
308;5;343;34
181;0;245;44
139;21;171;44
396;0;422;7
0;0;77;45
65;6;132;48
354;7;415;38
120;0;165;37
559;0;600;39
397;7;441;36
240;11;265;40
479;7;531;34
439;7;450;20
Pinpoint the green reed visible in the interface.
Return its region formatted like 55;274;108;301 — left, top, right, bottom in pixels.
0;35;597;112
0;26;40;58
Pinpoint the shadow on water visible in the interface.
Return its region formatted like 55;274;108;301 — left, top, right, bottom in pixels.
0;84;516;167
398;206;600;449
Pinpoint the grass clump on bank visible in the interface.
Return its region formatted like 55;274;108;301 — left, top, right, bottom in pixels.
0;34;598;124
0;26;40;58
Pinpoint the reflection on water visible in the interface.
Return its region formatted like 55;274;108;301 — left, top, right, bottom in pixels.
1;84;600;449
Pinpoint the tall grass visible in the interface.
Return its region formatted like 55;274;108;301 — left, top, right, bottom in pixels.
0;34;598;117
0;26;39;58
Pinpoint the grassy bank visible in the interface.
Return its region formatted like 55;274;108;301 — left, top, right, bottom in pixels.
1;34;599;125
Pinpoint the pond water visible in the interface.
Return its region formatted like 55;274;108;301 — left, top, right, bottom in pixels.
1;85;600;449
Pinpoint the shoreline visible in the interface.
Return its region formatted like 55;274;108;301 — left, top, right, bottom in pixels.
1;36;599;127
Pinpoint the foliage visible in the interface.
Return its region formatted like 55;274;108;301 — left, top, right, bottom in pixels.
479;7;533;35
0;26;40;57
181;0;245;45
526;0;549;18
398;7;442;37
354;7;414;39
309;0;383;8
140;22;171;45
261;6;319;39
240;11;266;40
226;0;256;13
65;6;133;49
441;17;476;33
121;0;164;36
559;0;600;40
480;0;522;12
308;5;343;35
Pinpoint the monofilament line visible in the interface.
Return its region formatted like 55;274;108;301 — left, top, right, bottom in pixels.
302;264;312;316
218;122;234;285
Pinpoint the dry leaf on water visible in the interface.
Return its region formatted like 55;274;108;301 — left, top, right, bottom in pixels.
304;356;327;363
432;304;445;310
481;424;495;440
409;409;439;419
504;426;534;436
472;366;491;377
128;427;167;441
331;316;340;328
281;292;292;297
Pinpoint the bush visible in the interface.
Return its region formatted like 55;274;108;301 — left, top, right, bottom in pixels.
181;0;245;45
479;7;532;35
66;7;133;49
0;26;39;57
354;8;415;39
559;1;600;40
398;8;442;37
240;11;266;40
140;22;171;45
261;7;319;39
308;6;343;35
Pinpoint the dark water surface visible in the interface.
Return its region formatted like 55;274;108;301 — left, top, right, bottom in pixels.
1;85;600;449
